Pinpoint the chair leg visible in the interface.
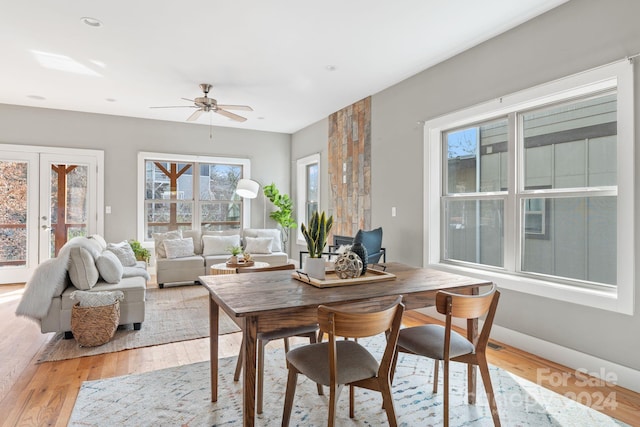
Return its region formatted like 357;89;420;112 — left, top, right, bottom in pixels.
443;359;450;427
328;384;343;427
234;333;245;381
477;355;501;427
257;338;268;414
433;359;439;393
282;369;298;427
349;384;355;418
308;331;324;396
380;378;398;427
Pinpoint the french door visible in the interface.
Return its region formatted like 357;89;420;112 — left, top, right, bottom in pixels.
0;146;103;284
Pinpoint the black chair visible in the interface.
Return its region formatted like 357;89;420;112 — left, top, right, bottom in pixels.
299;227;386;267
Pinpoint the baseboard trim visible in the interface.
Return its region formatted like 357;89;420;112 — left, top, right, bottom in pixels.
415;307;640;393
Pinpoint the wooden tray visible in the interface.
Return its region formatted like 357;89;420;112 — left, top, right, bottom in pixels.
226;260;255;268
292;268;396;288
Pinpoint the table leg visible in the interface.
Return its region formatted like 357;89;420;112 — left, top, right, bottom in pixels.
209;296;220;402
243;316;258;427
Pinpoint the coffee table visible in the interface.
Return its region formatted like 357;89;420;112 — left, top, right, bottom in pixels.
210;261;270;275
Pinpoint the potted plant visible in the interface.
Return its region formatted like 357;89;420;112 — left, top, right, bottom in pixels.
301;211;333;279
263;183;297;252
227;245;243;264
128;239;151;264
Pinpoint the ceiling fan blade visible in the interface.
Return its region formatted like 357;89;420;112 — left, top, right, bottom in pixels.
216;104;253;112
149;105;197;109
216;109;247;122
181;98;195;102
187;109;204;121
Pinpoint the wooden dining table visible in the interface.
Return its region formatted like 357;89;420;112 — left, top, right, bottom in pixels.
199;262;493;427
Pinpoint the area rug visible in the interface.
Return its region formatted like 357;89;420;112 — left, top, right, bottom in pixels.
37;284;240;362
69;336;627;426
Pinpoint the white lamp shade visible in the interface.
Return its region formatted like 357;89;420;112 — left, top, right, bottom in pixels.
236;178;260;199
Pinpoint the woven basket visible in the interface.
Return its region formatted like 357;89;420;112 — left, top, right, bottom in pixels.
71;301;120;347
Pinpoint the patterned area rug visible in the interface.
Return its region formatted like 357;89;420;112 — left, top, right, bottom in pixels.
69;335;627;426
37;284;240;362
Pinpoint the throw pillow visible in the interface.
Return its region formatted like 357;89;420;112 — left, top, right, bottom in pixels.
69;290;124;307
106;241;138;267
244;236;273;254
182;230;202;255
202;234;241;256
88;234;108;251
68;247;99;290
95;250;124;284
163;237;195;259
152;230;183;258
252;229;283;252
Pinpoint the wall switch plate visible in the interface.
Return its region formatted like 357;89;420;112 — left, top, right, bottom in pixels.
105;206;112;214
391;206;397;217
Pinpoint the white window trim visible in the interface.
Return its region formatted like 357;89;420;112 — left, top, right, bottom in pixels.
137;152;251;243
424;61;634;315
296;153;320;245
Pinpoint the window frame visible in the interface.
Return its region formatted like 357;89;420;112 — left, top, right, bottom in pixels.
296;153;320;245
424;61;634;314
137;152;251;243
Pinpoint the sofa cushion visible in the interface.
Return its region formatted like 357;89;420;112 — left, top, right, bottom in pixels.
163;237;195;259
95;250;124;284
106;241;138;267
152;230;183;258
68;247;99;290
244;236;273;254
61;276;146;311
202;234;241;256
243;228;283;252
156;255;205;271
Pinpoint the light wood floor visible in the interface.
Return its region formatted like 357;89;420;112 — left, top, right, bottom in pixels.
1;281;639;426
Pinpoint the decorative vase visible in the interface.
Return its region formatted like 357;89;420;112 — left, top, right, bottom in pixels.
351;242;368;275
334;251;363;279
228;255;238;265
305;257;326;280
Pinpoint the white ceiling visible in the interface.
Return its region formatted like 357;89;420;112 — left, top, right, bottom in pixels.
1;0;568;134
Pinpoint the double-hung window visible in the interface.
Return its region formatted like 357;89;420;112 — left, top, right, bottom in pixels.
138;152;251;242
425;61;634;314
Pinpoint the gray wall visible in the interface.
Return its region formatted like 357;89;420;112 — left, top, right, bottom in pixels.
0;104;291;243
292;0;640;371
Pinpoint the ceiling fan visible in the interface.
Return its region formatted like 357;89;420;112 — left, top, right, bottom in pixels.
150;83;253;122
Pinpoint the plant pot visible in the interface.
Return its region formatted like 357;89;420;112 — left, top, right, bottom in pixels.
305;257;326;280
228;255;238;264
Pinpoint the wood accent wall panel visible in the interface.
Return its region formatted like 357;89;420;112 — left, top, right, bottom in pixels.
328;97;371;238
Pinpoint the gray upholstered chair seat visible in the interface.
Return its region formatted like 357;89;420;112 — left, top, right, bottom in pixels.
286;340;379;386
398;324;475;360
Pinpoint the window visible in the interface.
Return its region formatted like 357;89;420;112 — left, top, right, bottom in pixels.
296;153;320;244
425;61;634;314
138;153;250;242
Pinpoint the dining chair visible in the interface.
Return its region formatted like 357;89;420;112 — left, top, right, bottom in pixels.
282;295;405;427
234;262;322;414
393;283;501;427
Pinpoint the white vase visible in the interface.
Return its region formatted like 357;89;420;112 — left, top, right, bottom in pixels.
305;257;326;280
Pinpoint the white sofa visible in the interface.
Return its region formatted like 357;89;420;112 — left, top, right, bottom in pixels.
154;228;290;288
16;235;149;338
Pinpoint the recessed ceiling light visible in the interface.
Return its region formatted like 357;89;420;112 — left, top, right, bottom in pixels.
27;95;46;100
81;17;103;27
257;117;265;120
105;98;116;102
326;65;337;72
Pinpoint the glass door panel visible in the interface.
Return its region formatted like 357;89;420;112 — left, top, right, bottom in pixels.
0;152;39;283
